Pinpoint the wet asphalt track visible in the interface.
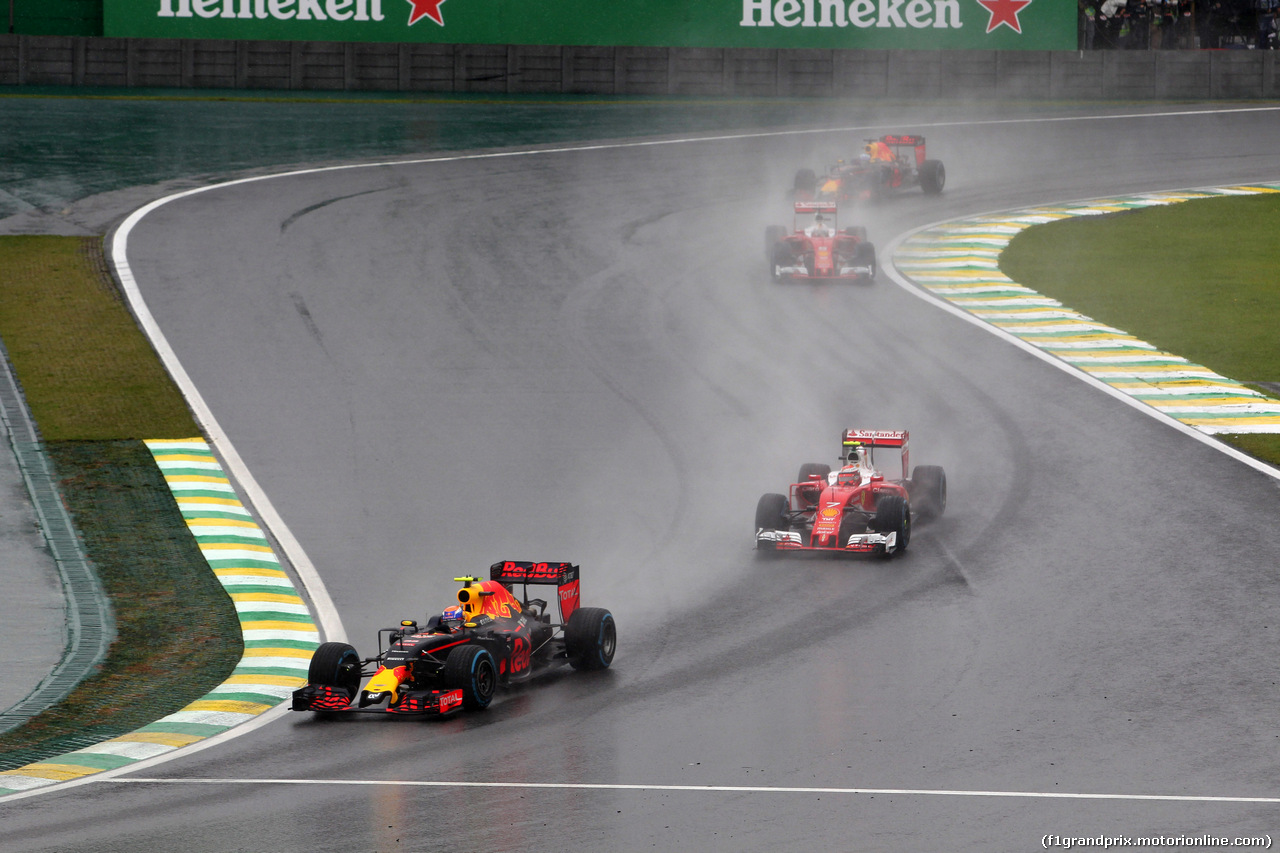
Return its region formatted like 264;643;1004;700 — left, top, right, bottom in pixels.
6;103;1280;851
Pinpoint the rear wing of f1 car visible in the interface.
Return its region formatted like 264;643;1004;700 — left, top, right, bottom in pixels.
490;560;581;622
841;429;909;479
794;200;838;215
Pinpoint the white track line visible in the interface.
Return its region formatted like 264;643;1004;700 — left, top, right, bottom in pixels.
106;777;1280;804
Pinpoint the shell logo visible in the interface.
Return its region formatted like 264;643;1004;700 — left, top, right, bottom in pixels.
821;508;840;518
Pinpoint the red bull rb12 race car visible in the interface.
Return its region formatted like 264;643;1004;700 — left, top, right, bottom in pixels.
291;561;616;718
794;134;945;203
755;430;946;558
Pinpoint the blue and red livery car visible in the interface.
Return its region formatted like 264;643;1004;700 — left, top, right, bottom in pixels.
292;561;616;718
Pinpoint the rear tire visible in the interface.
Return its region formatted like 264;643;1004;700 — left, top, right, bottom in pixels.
793;168;818;194
843;225;868;242
442;645;497;710
755;492;789;553
565;607;616;671
873;493;911;556
920;160;945;195
307;642;361;700
796;462;831;484
910;465;947;521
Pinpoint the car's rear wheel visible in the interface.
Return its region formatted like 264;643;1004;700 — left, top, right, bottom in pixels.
920;160;945;195
910;465;947;521
566;607;616;671
755;492;789;553
796;462;831;484
307;642;362;700
442;645;497;710
793;168;818;194
843;225;868;241
873;494;911;556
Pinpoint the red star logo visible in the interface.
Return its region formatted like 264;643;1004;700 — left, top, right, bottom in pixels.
405;0;446;26
975;0;1031;33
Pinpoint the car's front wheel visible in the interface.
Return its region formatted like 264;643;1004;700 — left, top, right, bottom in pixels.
755;492;789;553
307;642;362;700
443;645;497;710
873;493;911;556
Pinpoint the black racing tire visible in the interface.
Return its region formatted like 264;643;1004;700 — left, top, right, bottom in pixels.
307;642;362;700
843;225;868;242
910;465;947;521
853;241;877;281
442;644;497;710
793;168;818;194
920;160;945;195
765;225;787;259
765;225;787;279
872;493;911;556
796;462;831;484
565;607;617;671
755;492;789;552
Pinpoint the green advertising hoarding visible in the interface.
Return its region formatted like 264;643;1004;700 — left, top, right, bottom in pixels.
104;0;1075;50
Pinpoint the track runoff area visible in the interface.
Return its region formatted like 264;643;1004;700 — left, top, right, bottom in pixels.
79;103;1280;812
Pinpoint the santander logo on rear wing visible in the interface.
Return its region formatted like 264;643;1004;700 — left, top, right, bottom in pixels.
843;429;908;447
795;201;838;215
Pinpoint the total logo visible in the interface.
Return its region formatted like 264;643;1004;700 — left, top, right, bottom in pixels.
739;0;1032;34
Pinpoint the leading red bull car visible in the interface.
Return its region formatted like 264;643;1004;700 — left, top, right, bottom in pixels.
794;134;945;203
292;561;616;718
755;430;947;558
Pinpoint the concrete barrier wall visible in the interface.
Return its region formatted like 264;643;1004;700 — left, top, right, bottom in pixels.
1;35;1276;99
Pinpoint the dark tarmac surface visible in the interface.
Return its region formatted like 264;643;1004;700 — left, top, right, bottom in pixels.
4;96;1280;850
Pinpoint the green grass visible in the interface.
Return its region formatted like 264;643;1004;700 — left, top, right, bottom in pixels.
999;193;1280;467
0;236;237;768
0;236;199;440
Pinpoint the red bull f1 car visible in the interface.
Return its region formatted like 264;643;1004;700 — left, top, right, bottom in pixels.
794;134;945;203
291;561;616;718
755;429;947;558
765;200;876;282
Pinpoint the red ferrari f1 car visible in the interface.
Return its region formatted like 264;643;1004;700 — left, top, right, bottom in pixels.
292;561;616;718
755;429;946;558
765;200;876;282
794;134;945;203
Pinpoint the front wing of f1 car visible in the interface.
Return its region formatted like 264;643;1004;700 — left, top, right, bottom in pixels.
755;528;902;555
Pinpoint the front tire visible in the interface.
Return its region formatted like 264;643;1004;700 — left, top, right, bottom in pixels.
853;241;877;281
873;493;911;556
755;492;789;553
566;607;616;671
307;642;362;700
443;644;497;710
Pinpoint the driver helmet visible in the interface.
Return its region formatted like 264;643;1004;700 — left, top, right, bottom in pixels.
858;152;871;165
441;605;464;629
844;440;864;466
811;213;830;236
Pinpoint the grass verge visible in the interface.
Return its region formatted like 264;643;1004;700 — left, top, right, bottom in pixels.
999;193;1280;468
0;236;240;769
